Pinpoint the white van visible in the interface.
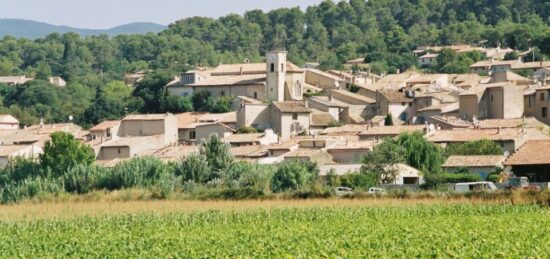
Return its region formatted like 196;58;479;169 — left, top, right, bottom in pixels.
454;182;498;193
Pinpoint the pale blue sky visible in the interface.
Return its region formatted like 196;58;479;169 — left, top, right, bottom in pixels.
0;0;325;29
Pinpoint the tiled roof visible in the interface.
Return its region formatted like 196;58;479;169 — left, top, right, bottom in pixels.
332;89;376;104
189;74;266;87
360;125;426;137
176;112;236;129
89;120;120;131
230;145;268;158
210;62;303;76
427;128;549;143
504;140;550;165
272;101;311;113
306;68;346;81
443;155;505;168
0;145;30;157
417;102;459;113
311;112;335;126
379;90;414;103
223;133;264;143
123;114;170;121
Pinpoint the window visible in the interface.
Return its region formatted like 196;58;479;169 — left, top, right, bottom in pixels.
541;92;545;101
543;107;548;118
529;96;532;107
270;63;275;72
254;92;258;99
294;81;301;97
491;94;494;102
220;91;225;96
189;131;196;139
402;102;406;106
118;148;121;154
281;63;284;72
408;102;412;107
292;113;298;120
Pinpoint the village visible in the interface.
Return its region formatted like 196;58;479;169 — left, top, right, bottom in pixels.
2;45;550;189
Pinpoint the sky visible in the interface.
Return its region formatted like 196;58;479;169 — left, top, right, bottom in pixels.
0;0;326;29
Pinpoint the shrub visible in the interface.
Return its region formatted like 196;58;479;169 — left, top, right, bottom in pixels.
236;125;257;134
271;160;318;193
62;164;107;194
340;172;379;191
1;177;64;204
0;157;43;185
102;157;178;192
40;132;95;177
177;153;212;184
199;134;234;176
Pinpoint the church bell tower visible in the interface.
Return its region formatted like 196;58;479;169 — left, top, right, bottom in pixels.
266;50;287;102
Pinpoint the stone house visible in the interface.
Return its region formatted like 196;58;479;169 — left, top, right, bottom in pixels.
442;155;506;179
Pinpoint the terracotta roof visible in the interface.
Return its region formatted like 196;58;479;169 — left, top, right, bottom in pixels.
504;140;550;165
311;112;335;126
101;135;164;147
326;140;375;151
0;145;31;157
477;119;525;129
321;124;372;136
123;114;170;121
272;101;311;113
443;155;505;168
236;96;263;104
306;68;346;81
332;89;376;104
417;102;459;113
223;133;264;144
189;74;266;87
176;112;236;129
427;128;548;143
210;62;303;76
230;145;268;158
319;164;362;176
283;148;331;158
379;90;413;103
431;116;473;128
151;145;199;161
359;125;426;137
89;120;120;131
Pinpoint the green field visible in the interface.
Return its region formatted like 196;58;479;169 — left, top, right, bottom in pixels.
0;204;549;257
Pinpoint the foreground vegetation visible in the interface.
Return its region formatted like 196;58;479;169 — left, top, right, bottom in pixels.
0;131;511;204
0;204;548;257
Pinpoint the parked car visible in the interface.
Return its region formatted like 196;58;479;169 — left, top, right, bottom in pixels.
504;177;541;192
368;187;387;194
335;187;354;197
454;182;498;193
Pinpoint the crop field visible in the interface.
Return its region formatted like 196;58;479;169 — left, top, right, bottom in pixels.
0;202;549;257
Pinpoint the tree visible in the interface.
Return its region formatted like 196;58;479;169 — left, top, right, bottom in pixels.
384;113;394;126
362;138;406;183
166;95;193;113
178;153;211;184
397;132;443;173
39;132;95;176
133;70;173;113
271;160;318;192
444;139;504;157
199;134;234;176
191;89;214;112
